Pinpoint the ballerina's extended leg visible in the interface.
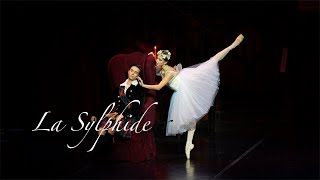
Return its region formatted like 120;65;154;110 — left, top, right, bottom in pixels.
212;34;244;61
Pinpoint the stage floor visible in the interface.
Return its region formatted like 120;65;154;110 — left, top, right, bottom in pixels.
68;118;318;179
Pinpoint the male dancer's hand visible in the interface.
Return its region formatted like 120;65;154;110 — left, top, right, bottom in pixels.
105;112;118;119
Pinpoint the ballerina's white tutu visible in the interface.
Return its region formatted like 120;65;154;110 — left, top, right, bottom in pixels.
165;56;220;136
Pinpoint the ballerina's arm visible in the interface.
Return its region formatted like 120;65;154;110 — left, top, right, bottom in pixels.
137;73;173;91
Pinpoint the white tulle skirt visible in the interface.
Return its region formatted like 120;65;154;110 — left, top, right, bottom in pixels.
166;56;220;136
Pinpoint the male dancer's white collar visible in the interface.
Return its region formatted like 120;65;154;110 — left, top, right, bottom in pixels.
120;79;138;87
120;79;138;94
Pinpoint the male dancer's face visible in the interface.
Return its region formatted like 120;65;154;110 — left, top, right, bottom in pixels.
128;66;140;81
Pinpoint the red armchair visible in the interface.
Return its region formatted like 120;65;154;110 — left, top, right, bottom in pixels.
107;51;157;162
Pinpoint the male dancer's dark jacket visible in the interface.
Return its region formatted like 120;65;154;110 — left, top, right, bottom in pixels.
100;79;145;138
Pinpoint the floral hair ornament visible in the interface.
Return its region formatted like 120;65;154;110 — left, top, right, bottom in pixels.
157;50;171;61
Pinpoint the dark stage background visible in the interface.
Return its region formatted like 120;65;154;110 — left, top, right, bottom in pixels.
1;1;318;179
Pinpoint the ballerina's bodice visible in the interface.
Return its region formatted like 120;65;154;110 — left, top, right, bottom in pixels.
167;71;181;91
157;64;183;91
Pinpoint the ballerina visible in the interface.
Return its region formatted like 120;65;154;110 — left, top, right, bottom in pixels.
137;34;244;159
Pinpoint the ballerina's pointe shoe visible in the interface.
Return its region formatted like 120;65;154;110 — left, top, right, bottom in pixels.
185;143;194;159
231;34;244;49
